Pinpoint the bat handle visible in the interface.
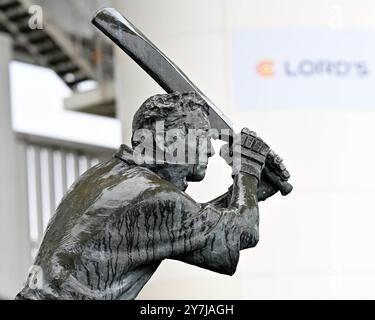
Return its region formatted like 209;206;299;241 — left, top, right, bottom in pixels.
279;181;293;196
263;166;293;196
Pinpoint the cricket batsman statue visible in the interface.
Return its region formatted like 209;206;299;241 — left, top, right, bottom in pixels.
16;8;293;300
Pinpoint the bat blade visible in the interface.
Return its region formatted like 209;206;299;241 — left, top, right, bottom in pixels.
92;7;233;137
92;8;293;196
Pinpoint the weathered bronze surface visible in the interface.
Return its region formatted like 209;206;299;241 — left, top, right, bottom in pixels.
16;92;291;300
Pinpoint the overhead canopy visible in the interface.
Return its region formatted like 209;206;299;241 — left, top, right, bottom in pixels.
0;0;113;90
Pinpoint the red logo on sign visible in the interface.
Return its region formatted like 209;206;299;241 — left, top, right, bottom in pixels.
256;61;275;77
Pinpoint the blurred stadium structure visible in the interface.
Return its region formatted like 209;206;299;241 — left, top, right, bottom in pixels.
0;0;115;115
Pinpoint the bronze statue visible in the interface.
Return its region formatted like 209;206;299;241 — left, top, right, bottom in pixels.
16;8;292;300
16;92;291;300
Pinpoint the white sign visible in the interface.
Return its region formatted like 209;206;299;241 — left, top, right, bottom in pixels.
232;30;375;109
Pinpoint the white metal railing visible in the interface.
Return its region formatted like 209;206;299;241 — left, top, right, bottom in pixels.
22;138;113;257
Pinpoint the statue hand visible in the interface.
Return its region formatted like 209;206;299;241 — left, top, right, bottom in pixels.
219;128;270;181
220;129;292;200
257;150;291;201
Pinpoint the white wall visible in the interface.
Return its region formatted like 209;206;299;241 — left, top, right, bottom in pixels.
115;0;375;299
0;34;30;299
10;62;122;150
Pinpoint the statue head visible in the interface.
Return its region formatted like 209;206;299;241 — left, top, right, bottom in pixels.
131;92;215;184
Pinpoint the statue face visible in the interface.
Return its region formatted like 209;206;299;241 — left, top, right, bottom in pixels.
185;109;215;182
133;105;214;184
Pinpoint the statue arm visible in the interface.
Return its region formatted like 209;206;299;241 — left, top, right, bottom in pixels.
206;177;281;208
172;129;274;274
171;173;260;275
205;187;232;208
207;171;283;205
125;171;258;276
129;129;270;275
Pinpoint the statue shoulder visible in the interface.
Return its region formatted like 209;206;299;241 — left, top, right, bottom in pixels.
82;161;187;206
127;168;198;209
124;166;189;200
